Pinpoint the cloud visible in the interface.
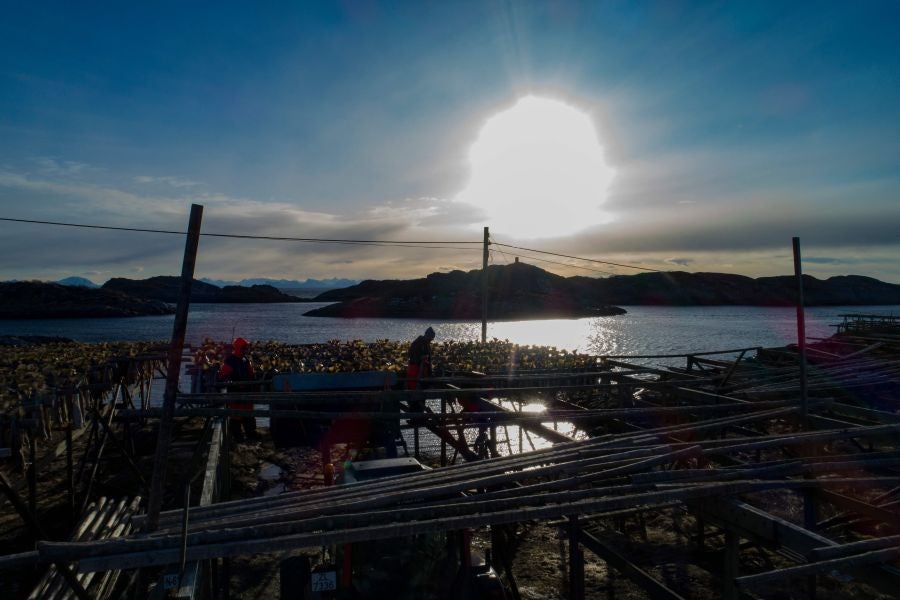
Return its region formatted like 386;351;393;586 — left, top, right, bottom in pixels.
366;196;487;228
803;256;842;264
2;160;899;284
0;165;493;281
665;257;693;266
134;175;204;188
32;157;94;176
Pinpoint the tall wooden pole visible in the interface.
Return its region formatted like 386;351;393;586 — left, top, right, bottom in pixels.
146;204;203;532
792;237;808;424
481;226;489;344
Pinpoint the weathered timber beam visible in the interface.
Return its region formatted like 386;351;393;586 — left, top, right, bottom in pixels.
138;443;667;529
120;401;799;422
155;447;698;534
141;422;900;530
812;534;900;560
734;545;900;589
0;550;39;570
818;490;900;529
691;498;839;557
691;498;900;596
44;479;900;571
46;480;809;571
578;529;687;600
137;442;667;528
601;346;762;360
178;420;223;600
830;403;900;425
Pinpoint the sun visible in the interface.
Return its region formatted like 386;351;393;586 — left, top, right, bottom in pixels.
455;95;615;239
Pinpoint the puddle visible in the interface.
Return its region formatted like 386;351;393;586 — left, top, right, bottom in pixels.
259;462;286;496
260;462;282;481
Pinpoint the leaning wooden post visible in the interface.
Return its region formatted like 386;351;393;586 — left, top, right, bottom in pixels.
27;426;37;517
481;226;489;344
723;529;740;600
65;425;74;521
792;237;808;425
440;397;447;467
568;516;584;600
795;237;818;600
146;203;203;532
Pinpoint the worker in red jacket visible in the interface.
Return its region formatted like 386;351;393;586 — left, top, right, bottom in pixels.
218;337;257;441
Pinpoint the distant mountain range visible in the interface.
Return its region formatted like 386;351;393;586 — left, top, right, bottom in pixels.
103;277;303;303
305;261;900;320
53;275;357;290
57;276;100;288
199;277;359;289
5;265;899;321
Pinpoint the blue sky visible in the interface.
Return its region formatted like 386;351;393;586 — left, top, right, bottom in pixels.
1;1;899;283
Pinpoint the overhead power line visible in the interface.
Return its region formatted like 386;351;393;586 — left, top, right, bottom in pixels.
492;246;618;276
491;240;664;273
1;216;667;270
0;217;482;248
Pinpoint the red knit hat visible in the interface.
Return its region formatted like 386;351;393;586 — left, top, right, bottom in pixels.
232;337;249;354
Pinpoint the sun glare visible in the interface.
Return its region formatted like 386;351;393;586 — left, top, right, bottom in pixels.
456;96;615;238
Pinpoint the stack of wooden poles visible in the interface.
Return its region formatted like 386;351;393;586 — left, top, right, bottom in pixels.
29;496;141;600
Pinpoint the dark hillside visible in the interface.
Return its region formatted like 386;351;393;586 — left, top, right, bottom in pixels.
103;277;302;303
308;263;900;319
306;262;624;319
0;281;174;319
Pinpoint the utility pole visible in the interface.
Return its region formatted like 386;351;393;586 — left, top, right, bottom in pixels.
792;236;808;424
146;203;203;532
481;226;489;344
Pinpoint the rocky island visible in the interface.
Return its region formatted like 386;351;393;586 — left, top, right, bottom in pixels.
304;261;627;320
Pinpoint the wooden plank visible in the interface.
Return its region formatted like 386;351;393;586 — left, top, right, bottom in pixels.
575;528;686;599
735;545;900;589
692;498;900;595
177;420;224;600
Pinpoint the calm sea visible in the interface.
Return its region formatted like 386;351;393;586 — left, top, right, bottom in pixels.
3;303;898;363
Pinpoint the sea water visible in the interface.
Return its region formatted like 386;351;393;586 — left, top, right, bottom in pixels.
2;303;897;360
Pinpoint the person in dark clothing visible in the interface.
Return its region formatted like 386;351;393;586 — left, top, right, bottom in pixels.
218;337;257;441
406;326;435;390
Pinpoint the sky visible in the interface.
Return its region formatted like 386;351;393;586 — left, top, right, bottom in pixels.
1;1;899;285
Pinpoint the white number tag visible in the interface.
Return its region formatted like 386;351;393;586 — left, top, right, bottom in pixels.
310;571;337;591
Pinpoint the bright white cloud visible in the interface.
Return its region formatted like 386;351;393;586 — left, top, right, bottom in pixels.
32;157;92;176
454;96;615;238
